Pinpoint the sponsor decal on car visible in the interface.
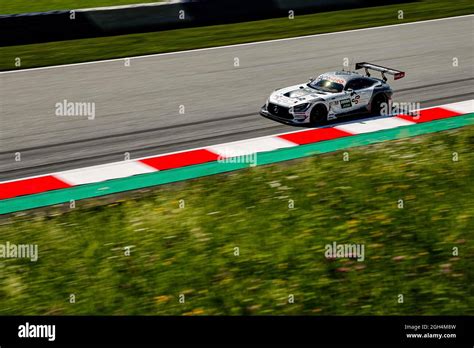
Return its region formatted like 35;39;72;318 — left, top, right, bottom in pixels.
340;98;352;109
322;75;346;84
317;74;346;85
351;94;361;104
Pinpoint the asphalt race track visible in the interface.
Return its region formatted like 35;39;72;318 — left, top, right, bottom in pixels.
0;15;473;181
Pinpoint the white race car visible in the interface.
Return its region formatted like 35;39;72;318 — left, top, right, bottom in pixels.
260;62;405;125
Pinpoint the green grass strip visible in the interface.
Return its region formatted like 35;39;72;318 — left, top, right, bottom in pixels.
1;0;473;71
1;114;472;215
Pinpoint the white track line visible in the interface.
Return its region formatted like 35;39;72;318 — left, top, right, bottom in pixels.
207;136;297;158
0;14;472;75
76;2;172;12
54;161;157;186
443;99;474;114
335;117;415;134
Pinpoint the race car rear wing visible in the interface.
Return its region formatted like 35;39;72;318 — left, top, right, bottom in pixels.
355;62;405;81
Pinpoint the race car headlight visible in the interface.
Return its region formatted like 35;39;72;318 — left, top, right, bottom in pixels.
292;103;312;112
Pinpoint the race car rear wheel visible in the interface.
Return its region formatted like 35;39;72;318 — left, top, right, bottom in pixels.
310;104;328;126
371;93;388;116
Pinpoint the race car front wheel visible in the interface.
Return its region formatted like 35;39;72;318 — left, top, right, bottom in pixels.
310;104;328;126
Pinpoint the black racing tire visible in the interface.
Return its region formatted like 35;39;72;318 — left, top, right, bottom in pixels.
309;104;328;126
371;93;388;116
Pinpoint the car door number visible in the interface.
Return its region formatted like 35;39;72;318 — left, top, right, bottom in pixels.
351;94;360;104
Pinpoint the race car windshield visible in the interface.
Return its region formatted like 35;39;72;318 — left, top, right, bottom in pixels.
308;79;344;93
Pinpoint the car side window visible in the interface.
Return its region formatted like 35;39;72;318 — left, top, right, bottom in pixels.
345;79;362;90
358;79;375;89
345;79;356;90
346;78;374;91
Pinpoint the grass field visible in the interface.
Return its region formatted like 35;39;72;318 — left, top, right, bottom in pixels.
0;0;161;14
1;125;472;315
0;0;472;71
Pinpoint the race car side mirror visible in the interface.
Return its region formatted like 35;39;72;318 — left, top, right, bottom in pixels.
309;77;315;82
346;88;355;95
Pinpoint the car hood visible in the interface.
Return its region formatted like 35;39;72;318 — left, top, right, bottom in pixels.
269;84;332;106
